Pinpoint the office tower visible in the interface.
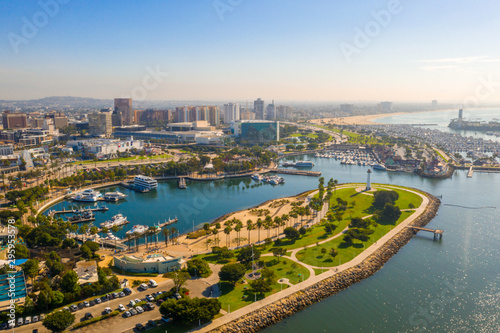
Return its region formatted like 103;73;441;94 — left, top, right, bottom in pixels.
114;98;133;125
175;106;189;123
89;110;113;136
378;101;393;112
2;111;28;129
276;105;292;119
266;101;276;120
223;103;240;123
208;106;219;126
254;98;265;120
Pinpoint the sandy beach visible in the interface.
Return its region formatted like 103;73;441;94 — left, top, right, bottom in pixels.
310;108;457;126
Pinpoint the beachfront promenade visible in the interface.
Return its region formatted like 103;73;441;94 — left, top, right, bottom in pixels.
189;185;429;333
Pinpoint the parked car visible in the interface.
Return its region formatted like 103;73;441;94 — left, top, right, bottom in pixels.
95;297;102;304
119;291;126;297
25;316;31;324
112;292;119;298
118;304;126;312
123;287;132;295
84;313;93;320
174;293;182;300
70;305;78;312
89;300;96;306
129;308;138;316
139;283;148;291
135;323;145;331
146;294;154;302
129;300;136;307
101;296;108;302
156;299;165;305
147;303;155;310
40;314;45;321
17;318;23;326
63;307;70;312
147;320;157;327
32;316;39;323
77;302;84;309
124;311;131;318
149;279;158;287
83;301;90;307
105;307;113;314
134;298;141;304
136;306;144;314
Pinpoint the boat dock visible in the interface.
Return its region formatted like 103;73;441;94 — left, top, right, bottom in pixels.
271;169;321;177
158;218;178;228
178;177;187;189
406;226;444;240
67;217;95;224
119;182;150;193
467;166;474;178
71;234;127;250
50;206;109;216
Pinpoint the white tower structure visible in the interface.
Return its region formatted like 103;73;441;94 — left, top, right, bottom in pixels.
366;169;372;191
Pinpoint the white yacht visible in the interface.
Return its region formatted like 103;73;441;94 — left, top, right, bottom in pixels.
126;225;148;235
133;175;158;191
295;161;315;167
73;189;102;202
251;174;262;181
100;214;128;228
103;191;127;202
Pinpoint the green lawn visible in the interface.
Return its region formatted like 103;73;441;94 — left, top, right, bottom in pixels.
217;257;309;312
295;210;413;267
73;154;172;165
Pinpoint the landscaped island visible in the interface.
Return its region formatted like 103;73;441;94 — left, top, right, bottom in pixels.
185;181;440;333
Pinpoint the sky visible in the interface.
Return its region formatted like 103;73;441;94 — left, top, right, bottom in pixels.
1;0;500;104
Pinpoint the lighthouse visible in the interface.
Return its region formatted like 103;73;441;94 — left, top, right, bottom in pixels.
366;169;372;191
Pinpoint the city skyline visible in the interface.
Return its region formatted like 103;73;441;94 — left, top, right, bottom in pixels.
1;1;500;104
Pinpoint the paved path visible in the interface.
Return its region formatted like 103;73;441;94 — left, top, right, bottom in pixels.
189;185;430;333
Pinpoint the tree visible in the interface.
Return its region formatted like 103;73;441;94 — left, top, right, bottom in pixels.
329;248;338;258
159;297;221;325
249;278;272;295
349;217;370;229
22;259;39;285
80;245;93;259
172;271;190;292
187;258;211;278
42;310;75;333
218;263;246;284
372;190;399;209
380;203;402;223
14;244;29;259
237;246;260;264
299;226;307;235
60;270;80;293
284;227;300;241
271;247;286;262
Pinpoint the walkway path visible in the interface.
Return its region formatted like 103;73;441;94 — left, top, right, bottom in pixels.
190;185;430;333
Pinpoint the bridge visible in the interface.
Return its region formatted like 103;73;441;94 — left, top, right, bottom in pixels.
406;226;443;240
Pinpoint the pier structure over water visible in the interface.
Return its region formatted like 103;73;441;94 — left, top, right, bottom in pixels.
406;226;443;240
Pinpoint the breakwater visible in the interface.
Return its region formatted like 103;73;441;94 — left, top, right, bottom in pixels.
206;194;440;333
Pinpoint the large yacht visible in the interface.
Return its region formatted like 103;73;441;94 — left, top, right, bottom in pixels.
103;191;127;202
295;160;315;167
126;225;148;235
133;175;158;191
100;214;128;228
73;189;102;202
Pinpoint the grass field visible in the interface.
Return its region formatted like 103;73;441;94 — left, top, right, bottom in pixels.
217;256;309;312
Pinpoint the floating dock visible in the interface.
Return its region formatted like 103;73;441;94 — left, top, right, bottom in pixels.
271;169;321;177
467;166;474;178
178;177;187;189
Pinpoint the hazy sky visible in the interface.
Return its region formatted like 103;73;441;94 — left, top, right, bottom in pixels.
1;0;500;104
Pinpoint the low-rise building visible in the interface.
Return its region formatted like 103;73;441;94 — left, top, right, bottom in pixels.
74;261;98;285
113;254;185;274
66;137;143;159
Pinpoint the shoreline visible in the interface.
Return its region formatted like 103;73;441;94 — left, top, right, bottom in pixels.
191;187;440;333
311;108;458;125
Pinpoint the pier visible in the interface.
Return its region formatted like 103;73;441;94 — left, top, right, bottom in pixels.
271;169;321;177
406;226;443;240
71;234;127;250
49;206;109;216
178;177;187;189
467;166;474;178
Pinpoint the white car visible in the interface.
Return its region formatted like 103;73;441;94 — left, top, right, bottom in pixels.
149;279;158;287
129;300;136;307
134;298;141;304
118;304;126;312
104;307;112;314
146;294;154;302
136;306;144;314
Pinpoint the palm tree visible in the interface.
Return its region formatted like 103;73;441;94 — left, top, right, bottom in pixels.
224;226;232;247
112;225;119;249
246;219;253;244
234;224;242;247
79;223;89;242
274;216;281;237
281;214;289;229
169;226;178;245
162;228;170;246
256;218;263;243
133;232;141;252
148;226;157;249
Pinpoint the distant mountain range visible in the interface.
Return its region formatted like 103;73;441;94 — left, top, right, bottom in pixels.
0;96;229;110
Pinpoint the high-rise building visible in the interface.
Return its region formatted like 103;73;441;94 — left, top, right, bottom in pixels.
266;101;276;120
276;105;292;120
89;110;113;137
134;109;173;123
378;101;393;112
223;103;240;123
241;111;256;120
208;106;219;126
2;111;28;129
114;98;133;125
254;98;265;120
175;106;190;123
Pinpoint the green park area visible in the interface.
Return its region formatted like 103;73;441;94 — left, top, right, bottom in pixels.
74;154;172;165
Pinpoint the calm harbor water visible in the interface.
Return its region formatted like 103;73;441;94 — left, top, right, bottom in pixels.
45;152;500;331
373;107;500;142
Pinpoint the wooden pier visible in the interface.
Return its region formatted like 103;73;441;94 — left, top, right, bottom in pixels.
467;166;474;178
271;169;322;177
406;226;444;240
178;177;187;189
50;206;109;216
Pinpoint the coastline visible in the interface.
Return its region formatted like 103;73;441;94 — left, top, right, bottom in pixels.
310;108;458;126
191;188;440;333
